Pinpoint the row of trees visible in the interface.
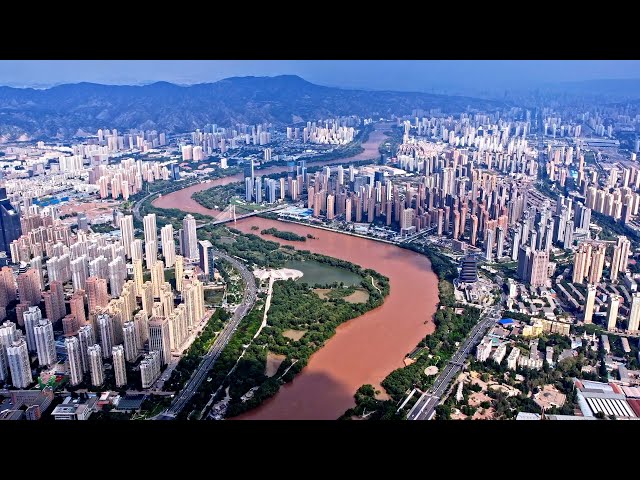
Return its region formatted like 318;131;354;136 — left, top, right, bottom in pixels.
162;309;230;392
192;183;244;210
260;227;307;242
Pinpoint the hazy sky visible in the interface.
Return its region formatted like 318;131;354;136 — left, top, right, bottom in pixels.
1;60;639;91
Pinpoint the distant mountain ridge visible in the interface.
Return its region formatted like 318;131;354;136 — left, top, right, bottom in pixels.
0;75;505;141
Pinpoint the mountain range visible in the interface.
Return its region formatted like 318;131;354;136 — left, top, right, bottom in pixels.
0;75;505;142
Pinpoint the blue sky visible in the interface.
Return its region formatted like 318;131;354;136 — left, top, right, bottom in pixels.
1;60;639;92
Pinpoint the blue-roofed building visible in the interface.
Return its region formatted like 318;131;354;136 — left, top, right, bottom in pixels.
499;318;514;326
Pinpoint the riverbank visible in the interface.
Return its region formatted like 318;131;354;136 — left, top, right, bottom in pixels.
231;217;438;420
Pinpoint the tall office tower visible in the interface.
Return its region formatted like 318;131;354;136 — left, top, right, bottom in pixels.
485;228;495;261
34;319;56;367
175;255;184;292
86;277;108;312
64;336;83;386
182;214;198;260
628;292;640;332
7;339;32;388
122;321;138;362
69;291;86;326
253;176;262;203
87;344;104;387
161;224;176;267
0;320;17;382
610;236;632;282
131;239;143;262
140;350;161;389
97;314;114;359
584;284;596;324
17;268;41;307
0;188;22;255
112;345;127;387
607;295;621;331
151;260;165;298
589;244;606;284
22;306;42;353
143;213;158;259
70;256;88;292
198;240;215;282
245;177;253;202
148;317;171;366
145;240;157;269
77;325;95;373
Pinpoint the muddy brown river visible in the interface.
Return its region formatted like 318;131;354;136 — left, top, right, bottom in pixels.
153;124;439;419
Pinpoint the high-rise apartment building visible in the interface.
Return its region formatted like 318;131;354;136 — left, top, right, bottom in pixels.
17;268;41;307
610;236;631;282
77;325;95;373
607;294;621;331
87;344;104;387
97;314;114;359
65;336;83;386
34;318;56;367
529;250;549;287
628;292;640;333
143;213;158;260
182;214;198;260
7;338;32;388
175;255;184;292
43;280;65;323
112;345;127;388
108;257;126;297
140;350;161;389
122;321;138;362
119;215;135;259
0;320;17;382
198;240;215;282
69;291;86;326
584;284;597;325
86;277;108;312
161;224;176;267
148;317;171;366
151;260;165;298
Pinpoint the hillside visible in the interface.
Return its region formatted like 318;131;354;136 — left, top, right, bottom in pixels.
0;75;506;141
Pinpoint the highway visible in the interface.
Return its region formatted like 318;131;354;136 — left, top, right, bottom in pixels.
406;305;501;420
159;248;257;419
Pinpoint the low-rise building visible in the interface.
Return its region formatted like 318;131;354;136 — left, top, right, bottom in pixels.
51;396;98;420
517;356;543;370
507;347;520;370
492;344;507;364
475;336;493;362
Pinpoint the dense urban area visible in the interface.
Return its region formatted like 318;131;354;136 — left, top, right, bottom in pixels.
2;72;640;422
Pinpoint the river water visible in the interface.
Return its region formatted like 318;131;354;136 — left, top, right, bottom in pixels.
232;218;438;419
153;123;439;419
